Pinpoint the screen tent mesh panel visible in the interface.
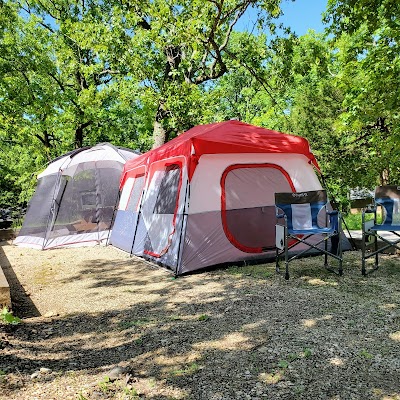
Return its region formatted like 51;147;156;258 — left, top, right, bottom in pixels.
18;175;59;238
47;162;123;239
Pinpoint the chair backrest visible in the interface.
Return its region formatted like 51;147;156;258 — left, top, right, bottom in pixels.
375;185;400;226
275;190;328;231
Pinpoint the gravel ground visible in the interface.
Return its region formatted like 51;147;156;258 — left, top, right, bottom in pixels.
1;241;400;400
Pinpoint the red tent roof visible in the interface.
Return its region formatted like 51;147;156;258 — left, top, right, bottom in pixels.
123;120;319;183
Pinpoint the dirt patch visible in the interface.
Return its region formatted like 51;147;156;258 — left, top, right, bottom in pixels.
1;242;400;399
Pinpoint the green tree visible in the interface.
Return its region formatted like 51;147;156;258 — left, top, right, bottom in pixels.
324;0;400;187
0;0;148;204
116;0;283;148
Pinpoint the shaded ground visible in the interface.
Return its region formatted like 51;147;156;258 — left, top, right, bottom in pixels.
1;241;400;400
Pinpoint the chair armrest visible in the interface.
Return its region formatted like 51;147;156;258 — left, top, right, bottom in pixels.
362;206;376;226
362;206;376;217
328;210;340;232
276;213;285;219
327;210;338;216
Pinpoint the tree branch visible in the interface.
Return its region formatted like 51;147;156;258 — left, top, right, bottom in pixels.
193;0;250;84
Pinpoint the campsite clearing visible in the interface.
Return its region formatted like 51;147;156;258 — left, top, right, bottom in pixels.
1;242;400;400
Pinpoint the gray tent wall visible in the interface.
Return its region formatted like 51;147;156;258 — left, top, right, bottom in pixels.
14;143;139;250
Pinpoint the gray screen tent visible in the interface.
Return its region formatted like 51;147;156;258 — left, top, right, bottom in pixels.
14;143;139;250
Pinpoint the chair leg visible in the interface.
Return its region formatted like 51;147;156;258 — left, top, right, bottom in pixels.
275;247;280;274
285;261;289;280
362;264;366;276
285;241;289;280
374;234;379;271
338;235;343;276
362;229;367;276
362;232;380;276
324;238;328;268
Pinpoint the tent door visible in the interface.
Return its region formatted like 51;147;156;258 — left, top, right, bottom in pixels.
142;162;183;258
221;163;295;253
108;169;146;253
44;175;69;244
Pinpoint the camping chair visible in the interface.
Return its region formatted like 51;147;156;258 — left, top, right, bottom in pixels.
362;185;400;275
275;190;343;280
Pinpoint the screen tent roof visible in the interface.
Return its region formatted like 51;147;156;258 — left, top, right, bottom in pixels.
38;143;140;179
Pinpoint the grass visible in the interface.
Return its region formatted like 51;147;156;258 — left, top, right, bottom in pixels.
1;307;21;325
93;376;140;400
343;213;363;230
118;318;151;330
343;210;382;230
359;349;374;360
170;363;200;377
227;264;274;279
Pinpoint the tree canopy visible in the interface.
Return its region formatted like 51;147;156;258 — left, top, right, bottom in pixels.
0;0;399;210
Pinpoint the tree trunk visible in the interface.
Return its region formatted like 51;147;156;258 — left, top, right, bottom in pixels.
75;125;84;148
152;101;168;149
380;169;390;186
152;119;166;149
74;121;92;148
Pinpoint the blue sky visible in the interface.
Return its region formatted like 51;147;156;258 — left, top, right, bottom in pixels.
237;0;329;36
279;0;328;35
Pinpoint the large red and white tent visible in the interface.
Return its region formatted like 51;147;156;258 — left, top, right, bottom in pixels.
109;120;333;274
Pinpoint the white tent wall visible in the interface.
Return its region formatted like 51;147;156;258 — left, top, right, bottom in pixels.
188;153;321;213
178;153;323;274
109;166;147;253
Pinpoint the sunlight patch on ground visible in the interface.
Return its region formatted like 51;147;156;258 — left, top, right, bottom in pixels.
372;389;400;400
380;303;398;310
259;371;284;385
301;314;333;329
241;320;268;331
302;319;316;328
170;282;226;304
329;357;344;366
193;332;251;351
301;276;338;286
389;331;400;342
372;388;400;400
153;351;201;368
133;348;202;378
33;265;58;285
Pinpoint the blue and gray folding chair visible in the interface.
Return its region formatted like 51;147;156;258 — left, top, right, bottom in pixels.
275;190;343;280
362;185;400;275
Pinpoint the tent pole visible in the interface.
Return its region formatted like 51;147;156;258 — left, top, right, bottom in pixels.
43;152;75;249
42;173;61;250
94;161;102;244
106;187;122;246
129;186;146;258
42;168;68;249
175;174;190;276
